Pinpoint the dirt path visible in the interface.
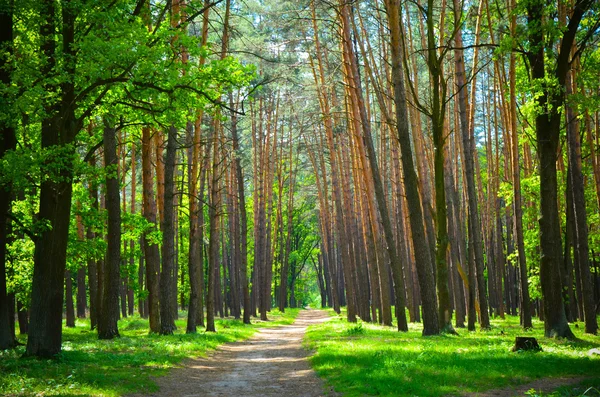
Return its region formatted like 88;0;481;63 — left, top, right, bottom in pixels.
464;376;589;397
132;309;334;397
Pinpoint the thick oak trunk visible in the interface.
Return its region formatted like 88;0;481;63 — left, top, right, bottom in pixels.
0;0;16;350
98;123;121;340
26;0;79;356
159;126;178;335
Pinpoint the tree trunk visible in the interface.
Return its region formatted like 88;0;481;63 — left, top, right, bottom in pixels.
160;126;178;335
230;96;251;324
26;0;78;356
186;119;201;333
76;211;87;319
0;0;17;350
65;271;75;327
206;129;220;333
17;300;28;335
384;0;439;335
98;123;121;340
566;67;598;334
76;267;86;318
453;4;489;329
130;138;137;318
340;1;407;330
526;0;588;339
309;1;356;322
508;0;532;328
142;127;161;333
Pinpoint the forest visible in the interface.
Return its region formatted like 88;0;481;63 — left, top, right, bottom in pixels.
0;0;600;396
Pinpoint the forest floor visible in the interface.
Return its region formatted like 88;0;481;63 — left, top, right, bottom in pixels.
464;376;589;396
128;309;337;397
0;309;301;396
305;310;600;397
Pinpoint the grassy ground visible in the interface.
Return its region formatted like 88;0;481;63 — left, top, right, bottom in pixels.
0;308;299;397
305;310;600;397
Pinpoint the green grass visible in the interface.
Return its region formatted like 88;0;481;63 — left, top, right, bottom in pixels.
305;311;600;397
0;308;299;396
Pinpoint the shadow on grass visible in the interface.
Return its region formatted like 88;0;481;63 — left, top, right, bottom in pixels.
307;316;600;397
0;309;299;396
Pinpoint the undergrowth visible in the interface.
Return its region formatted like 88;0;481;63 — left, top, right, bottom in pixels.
0;308;299;396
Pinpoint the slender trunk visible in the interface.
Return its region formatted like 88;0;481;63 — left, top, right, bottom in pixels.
453;3;489;329
206;129;220;333
508;0;532;328
566;67;598;334
230;97;251;324
65;271;75;327
76;214;87;319
310;1;356;321
340;2;407;330
385;0;439;335
142;127;161;333
186;119;201;333
85;125;100;329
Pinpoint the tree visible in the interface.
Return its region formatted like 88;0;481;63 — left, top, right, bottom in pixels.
339;0;408;331
159;125;179;335
142;127;161;333
0;0;17;350
384;0;439;335
98;122;121;340
525;0;596;338
25;0;81;357
452;0;490;330
507;0;532;328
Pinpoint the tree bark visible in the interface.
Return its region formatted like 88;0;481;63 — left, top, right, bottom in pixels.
508;0;532;329
230;97;251;324
206;128;220;333
160;125;178;335
384;0;439;335
309;1;356;322
142;127;161;333
566;67;598;334
186;119;201;333
526;0;590;338
65;271;75;327
0;0;17;350
453;3;489;329
26;0;79;356
98;123;121;340
340;1;407;330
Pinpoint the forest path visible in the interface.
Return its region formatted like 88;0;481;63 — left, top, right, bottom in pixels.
134;309;335;397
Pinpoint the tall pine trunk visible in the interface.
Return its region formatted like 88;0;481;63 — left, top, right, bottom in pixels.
384;0;439;335
142;127;161;333
566;67;598;334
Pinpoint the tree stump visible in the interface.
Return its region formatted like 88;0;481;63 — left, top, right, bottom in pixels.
511;337;542;352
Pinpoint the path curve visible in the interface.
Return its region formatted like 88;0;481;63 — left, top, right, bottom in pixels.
132;309;334;397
